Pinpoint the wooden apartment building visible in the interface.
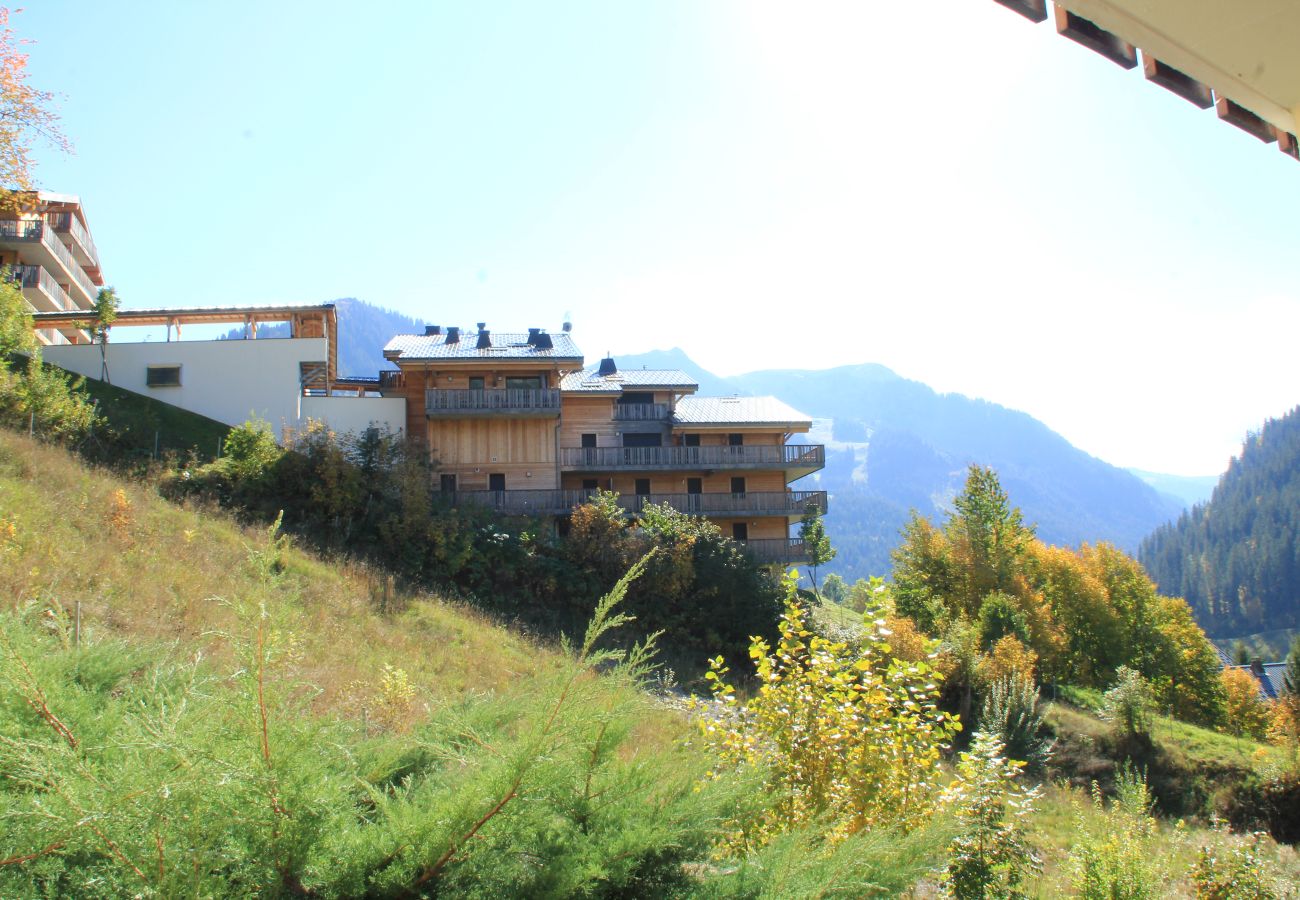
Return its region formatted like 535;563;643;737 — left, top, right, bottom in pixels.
380;323;827;565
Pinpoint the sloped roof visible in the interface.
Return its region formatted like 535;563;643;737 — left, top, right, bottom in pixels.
672;396;812;428
560;366;699;393
384;330;582;362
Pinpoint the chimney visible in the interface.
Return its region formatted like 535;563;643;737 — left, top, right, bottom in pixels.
476;322;486;331
1250;658;1265;677
446;326;460;343
527;327;541;346
534;332;554;350
424;325;442;336
597;356;617;377
562;320;572;333
476;329;492;350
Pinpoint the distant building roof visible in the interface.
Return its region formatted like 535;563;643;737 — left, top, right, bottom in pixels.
673;396;812;428
384;330;582;362
560;365;699;393
1224;661;1289;701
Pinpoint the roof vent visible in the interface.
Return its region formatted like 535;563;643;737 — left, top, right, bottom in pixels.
597;356;617;377
424;325;442;336
534;332;554;350
476;329;492;350
562;320;572;333
446;326;460;343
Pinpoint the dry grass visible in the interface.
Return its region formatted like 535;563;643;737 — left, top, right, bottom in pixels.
0;430;571;725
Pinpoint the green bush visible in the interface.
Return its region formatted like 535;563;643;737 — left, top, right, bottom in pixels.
1069;766;1160;899
979;675;1052;771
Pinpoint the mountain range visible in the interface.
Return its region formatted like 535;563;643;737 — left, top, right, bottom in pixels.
313;300;1207;582
599;347;1197;580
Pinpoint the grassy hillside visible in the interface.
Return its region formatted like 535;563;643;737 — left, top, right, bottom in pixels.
2;429;1297;896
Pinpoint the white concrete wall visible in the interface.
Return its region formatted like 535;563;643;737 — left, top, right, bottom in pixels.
300;396;406;437
43;337;322;434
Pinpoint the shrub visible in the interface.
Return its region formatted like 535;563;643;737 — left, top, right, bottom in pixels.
1104;666;1155;738
1191;831;1282;900
693;574;959;850
979;675;1052;771
941;731;1041;899
1069;766;1160;899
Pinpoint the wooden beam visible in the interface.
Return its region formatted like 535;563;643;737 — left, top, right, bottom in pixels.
1054;7;1137;70
1142;55;1213;109
1216;97;1278;143
992;0;1047;24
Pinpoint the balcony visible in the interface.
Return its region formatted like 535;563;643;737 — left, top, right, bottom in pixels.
739;538;809;566
445;488;827;519
612;402;669;421
426;388;562;417
8;264;76;313
0;219;97;304
560;443;825;477
47;212;100;271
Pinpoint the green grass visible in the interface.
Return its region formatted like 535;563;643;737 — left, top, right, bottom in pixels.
76;367;232;463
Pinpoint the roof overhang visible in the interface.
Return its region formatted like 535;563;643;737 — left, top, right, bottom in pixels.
994;0;1300;159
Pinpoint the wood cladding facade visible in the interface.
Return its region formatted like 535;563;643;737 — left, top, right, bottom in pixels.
387;352;823;562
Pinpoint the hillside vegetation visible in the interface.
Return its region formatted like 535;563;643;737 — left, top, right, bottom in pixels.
4;431;1300;896
1141;406;1300;641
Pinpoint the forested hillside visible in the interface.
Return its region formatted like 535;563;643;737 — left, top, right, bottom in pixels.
1140;406;1300;640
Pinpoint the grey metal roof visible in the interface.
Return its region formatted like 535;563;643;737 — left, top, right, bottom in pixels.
384;330;583;362
672;396;812;427
1225;661;1289;701
560;366;699;393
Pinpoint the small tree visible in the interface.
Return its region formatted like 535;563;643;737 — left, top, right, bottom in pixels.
799;499;835;601
91;286;119;382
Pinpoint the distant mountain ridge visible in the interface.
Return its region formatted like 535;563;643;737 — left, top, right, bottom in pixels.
615;348;1190;580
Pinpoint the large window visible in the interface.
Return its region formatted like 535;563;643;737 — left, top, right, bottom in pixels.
506;376;542;390
146;365;181;388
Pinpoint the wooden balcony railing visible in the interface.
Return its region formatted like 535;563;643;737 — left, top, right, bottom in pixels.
0;219;96;301
612;402;669;421
8;264;75;312
559;444;825;472
739;538;809;565
425;388;561;416
445;489;828;518
47;212;99;269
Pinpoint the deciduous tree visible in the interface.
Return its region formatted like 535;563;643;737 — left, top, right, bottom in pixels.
0;7;71;208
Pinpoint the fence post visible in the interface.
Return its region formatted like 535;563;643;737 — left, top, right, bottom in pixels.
154;431;160;460
74;600;81;647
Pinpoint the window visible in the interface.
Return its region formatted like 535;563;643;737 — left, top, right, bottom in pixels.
731;477;746;495
732;523;749;541
581;433;597;448
440;474;457;492
622;432;663;448
489;473;506;492
618;391;654;405
728;433;744;446
469;376;485;391
686;477;702;494
635;478;651;496
506;376;542;390
683;433;700;447
146;365;181;387
582;478;599;490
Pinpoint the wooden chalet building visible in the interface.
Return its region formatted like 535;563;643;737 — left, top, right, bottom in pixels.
379;323;826;566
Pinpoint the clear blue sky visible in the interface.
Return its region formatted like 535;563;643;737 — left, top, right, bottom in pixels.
18;1;1300;475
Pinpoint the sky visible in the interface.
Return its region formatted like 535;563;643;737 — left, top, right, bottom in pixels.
16;1;1300;476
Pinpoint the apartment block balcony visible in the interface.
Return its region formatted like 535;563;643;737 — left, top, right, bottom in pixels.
7;264;76;313
559;443;825;478
446;488;827;519
46;211;100;272
0;219;97;304
425;388;562;417
739;538;809;566
612;402;670;421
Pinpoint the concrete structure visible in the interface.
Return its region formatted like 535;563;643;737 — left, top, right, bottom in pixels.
991;0;1300;161
381;325;826;565
34;303;405;439
0;191;104;345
